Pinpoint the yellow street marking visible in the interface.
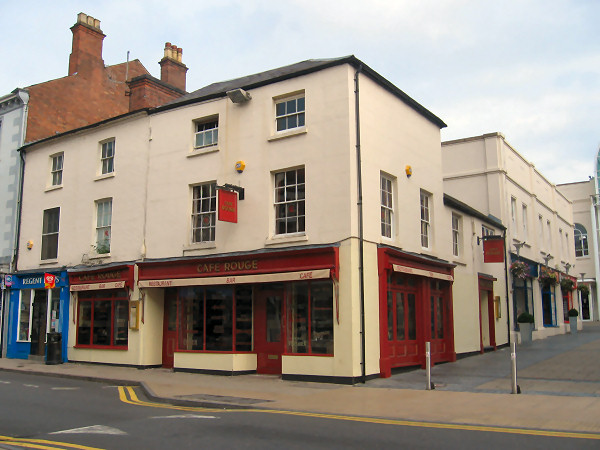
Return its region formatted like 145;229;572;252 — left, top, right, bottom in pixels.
118;386;600;441
0;434;104;450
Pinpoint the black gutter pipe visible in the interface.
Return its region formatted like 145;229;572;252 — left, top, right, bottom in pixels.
355;65;366;384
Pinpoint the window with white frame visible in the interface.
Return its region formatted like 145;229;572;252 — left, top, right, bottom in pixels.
510;197;517;229
482;225;495;237
420;190;432;248
17;288;61;342
546;220;552;250
574;223;588;257
192;182;217;243
559;228;564;259
41;207;60;260
538;215;544;246
275;95;305;132
380;174;393;238
452;213;461;257
95;199;112;254
521;204;528;241
274;167;305;235
194;118;218;149
100;139;115;175
50;153;63;186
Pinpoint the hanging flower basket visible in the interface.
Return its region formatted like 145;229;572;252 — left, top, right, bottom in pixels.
578;284;590;296
510;261;529;279
538;266;558;287
560;278;575;292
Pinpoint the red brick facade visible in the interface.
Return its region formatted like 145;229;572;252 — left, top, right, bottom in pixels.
24;13;188;143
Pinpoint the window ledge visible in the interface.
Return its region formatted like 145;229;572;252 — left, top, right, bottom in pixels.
183;242;217;255
452;259;467;266
89;253;111;260
95;173;115;182
268;127;307;142
45;185;63;192
265;233;308;246
39;259;59;266
187;146;219;158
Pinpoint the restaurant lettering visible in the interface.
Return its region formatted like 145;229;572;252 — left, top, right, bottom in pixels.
197;259;258;274
76;271;122;282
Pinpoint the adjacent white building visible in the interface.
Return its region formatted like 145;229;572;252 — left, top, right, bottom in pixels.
442;133;577;342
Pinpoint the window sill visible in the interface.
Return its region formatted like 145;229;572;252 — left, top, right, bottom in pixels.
45;185;63;192
268;127;307;142
39;258;59;265
187;146;219;158
94;173;115;182
183;242;217;255
265;233;308;246
452;259;467;266
89;253;111;260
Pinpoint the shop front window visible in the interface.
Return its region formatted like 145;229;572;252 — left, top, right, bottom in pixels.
513;277;534;326
177;285;251;352
287;280;333;355
18;290;32;341
76;289;128;348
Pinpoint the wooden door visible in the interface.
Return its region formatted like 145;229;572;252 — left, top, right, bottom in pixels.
162;289;178;369
254;286;285;374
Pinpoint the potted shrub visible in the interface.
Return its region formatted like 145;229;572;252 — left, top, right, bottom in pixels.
568;308;579;334
510;261;529;279
517;312;534;344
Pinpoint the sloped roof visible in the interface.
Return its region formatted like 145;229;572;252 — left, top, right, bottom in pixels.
156;55;446;128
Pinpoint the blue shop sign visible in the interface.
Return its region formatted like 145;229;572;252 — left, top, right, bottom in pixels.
11;272;68;290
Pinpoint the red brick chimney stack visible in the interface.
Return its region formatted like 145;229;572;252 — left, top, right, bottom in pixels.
159;42;188;91
68;12;105;77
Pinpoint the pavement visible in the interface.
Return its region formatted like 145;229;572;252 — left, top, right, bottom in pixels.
2;323;600;434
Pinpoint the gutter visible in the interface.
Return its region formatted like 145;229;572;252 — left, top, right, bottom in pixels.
354;65;366;383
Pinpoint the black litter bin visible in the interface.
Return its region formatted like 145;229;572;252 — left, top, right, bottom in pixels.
46;332;63;365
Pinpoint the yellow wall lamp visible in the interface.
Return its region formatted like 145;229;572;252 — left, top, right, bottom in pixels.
405;165;412;178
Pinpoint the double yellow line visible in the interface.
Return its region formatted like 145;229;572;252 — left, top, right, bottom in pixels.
0;435;103;450
118;386;600;440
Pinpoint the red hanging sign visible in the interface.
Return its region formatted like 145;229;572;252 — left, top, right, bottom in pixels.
483;238;504;263
44;273;56;289
218;189;238;223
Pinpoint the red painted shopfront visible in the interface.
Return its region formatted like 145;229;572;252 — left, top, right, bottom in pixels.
68;265;135;350
378;247;456;378
137;246;339;374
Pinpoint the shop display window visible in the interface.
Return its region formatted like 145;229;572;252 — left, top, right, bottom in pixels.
76;289;128;348
287;280;334;355
386;274;417;343
177;285;252;352
18;290;32;341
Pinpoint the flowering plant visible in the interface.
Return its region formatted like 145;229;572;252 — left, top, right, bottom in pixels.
578;284;590;295
510;261;529;279
538;266;558;287
560;278;575;292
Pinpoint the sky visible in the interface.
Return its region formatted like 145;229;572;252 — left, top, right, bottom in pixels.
1;0;598;185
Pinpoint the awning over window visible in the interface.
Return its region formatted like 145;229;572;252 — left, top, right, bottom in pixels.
392;264;454;281
138;269;331;288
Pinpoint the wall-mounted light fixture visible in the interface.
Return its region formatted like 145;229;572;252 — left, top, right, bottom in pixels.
543;254;554;267
513;240;525;256
226;88;251;104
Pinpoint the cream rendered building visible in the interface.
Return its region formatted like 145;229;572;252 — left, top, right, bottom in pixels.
14;57;508;382
442;133;577;342
557;178;598;322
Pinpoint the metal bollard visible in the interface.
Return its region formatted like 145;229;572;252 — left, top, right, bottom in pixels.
511;342;520;394
426;341;432;390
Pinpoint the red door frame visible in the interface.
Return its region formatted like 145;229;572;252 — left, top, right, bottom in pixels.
254;285;286;374
378;247;456;378
478;277;496;353
162;289;178;368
